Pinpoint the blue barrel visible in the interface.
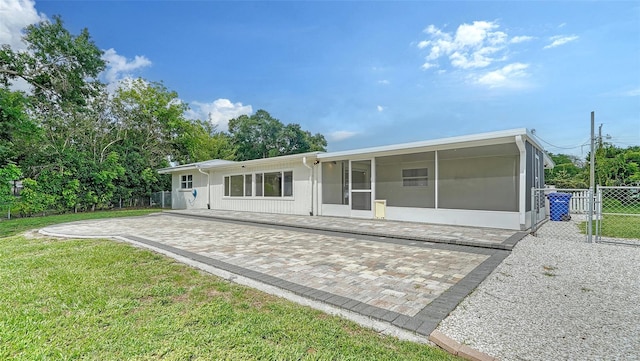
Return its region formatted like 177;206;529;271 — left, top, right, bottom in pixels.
547;192;572;221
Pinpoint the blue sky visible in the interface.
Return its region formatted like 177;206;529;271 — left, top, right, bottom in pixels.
1;1;639;157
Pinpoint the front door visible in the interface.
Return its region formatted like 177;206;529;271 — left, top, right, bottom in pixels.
350;159;373;218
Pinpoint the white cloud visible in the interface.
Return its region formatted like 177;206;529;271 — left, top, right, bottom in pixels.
510;35;535;44
0;0;46;50
417;21;537;73
544;35;579;49
421;62;437;70
185;98;252;131
329;130;358;142
476;62;529;88
622;88;640;97
377;79;390;85
101;48;152;84
377;105;384;112
417;21;512;70
417;40;430;49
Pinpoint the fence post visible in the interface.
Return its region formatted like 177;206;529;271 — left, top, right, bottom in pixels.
596;186;601;242
587;188;593;243
530;187;536;235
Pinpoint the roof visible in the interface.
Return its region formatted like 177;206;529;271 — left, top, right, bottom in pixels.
157;152;322;174
157;128;554;173
157;159;236;174
318;128;543;160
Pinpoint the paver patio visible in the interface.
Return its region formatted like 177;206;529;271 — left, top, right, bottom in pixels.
41;211;518;336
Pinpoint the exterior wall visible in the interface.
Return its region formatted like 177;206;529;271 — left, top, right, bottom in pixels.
210;160;314;215
385;206;521;230
525;141;547;211
171;171;209;210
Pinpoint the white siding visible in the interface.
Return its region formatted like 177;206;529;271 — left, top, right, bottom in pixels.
211;160;313;215
171;171;209;210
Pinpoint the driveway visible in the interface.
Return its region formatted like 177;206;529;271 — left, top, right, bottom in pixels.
40;211;513;339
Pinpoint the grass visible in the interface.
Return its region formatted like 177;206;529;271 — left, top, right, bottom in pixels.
0;213;458;360
580;214;640;240
0;209;162;238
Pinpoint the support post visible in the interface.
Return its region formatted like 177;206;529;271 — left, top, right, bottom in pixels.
588;111;595;243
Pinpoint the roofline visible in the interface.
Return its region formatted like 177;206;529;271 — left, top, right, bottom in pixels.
157;159;236;174
157;151;324;174
318;128;533;160
157;129;554;173
203;151;322;170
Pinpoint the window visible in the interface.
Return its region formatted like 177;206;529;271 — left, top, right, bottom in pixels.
283;171;293;197
402;168;428;187
180;174;193;189
264;172;282;197
230;175;244;196
224;171;292;198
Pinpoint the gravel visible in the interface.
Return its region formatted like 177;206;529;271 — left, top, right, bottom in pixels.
437;232;640;360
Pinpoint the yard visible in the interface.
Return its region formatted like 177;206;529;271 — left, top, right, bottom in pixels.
0;213;456;360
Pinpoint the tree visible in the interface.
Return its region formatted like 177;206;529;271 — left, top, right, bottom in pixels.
228;110;327;161
545;153;588;188
593;144;640;186
0;88;38;166
0;164;22;215
0;16;105;109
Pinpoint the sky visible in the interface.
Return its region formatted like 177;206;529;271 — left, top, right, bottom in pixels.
1;0;639;157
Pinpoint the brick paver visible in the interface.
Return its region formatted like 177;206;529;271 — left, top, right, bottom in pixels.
41;211;513;335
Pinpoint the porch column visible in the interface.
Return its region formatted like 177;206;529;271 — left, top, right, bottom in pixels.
515;135;527;228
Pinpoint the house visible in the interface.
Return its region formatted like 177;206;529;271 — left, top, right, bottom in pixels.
157;128;553;230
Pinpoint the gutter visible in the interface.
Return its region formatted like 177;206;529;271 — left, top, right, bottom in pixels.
196;167;211;209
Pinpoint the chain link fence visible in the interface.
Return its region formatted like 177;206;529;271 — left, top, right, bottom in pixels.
531;186;639;246
1;191;172;220
595;186;640;246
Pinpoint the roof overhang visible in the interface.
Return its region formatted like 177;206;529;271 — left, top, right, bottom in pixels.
318;128;537;161
157;152;322;174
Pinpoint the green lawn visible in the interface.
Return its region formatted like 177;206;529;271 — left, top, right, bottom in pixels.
580;214;640;240
0;209;162;238
0;213;457;360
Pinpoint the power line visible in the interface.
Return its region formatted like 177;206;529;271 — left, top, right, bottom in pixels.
532;134;590;150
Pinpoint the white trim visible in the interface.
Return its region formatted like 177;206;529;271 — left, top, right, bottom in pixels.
318;128;532;160
515;135;527;227
434;150;439;209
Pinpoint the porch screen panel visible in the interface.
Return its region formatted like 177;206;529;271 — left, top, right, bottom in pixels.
438;144;519;212
376;152;435;208
322;161;349;205
351;161;371;190
352;192;371;210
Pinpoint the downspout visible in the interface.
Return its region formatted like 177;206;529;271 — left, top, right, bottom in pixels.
515;135;527;229
302;157;314;216
196;167;211;209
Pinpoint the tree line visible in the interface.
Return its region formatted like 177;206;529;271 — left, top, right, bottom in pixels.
545;145;640;189
0;17;326;216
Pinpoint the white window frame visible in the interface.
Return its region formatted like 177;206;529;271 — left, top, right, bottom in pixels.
223;170;293;198
402;168;428;187
180;174;193;189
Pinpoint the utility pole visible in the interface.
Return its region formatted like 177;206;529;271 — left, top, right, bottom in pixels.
598;124;603;148
590;112;595;191
588;111;595;243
